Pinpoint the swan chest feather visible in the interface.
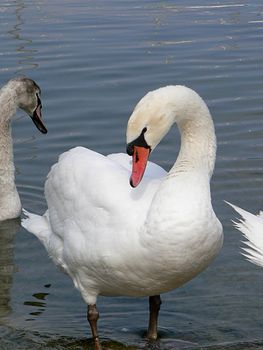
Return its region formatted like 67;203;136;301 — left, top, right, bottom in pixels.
43;150;222;299
136;173;223;293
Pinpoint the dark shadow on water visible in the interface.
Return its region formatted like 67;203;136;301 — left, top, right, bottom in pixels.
24;290;50;320
0;218;20;319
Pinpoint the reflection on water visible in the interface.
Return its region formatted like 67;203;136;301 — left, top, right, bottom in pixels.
0;0;263;349
24;288;50;321
0;0;38;325
6;0;38;74
0;219;20;319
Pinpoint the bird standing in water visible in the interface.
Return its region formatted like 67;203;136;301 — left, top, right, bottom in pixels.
22;85;223;349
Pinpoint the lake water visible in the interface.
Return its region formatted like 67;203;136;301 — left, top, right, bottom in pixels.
1;1;263;349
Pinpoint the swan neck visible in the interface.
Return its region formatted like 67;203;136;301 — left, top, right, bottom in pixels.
172;110;216;177
0;123;16;189
0;83;18;123
0;82;20;220
0;83;17;181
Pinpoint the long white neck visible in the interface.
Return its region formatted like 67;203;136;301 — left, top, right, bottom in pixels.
145;87;217;235
140;91;219;278
0;83;21;220
171;102;216;179
140;86;217;179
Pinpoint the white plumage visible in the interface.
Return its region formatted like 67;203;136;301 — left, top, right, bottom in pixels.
22;85;223;348
227;202;263;267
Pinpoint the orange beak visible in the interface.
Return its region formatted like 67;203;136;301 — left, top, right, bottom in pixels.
130;146;150;187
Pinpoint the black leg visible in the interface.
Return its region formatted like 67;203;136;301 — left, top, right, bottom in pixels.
87;304;102;350
146;295;162;340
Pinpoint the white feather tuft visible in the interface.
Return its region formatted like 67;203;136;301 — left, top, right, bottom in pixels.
226;201;263;267
22;208;51;245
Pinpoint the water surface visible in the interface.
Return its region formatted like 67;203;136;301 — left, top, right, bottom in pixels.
1;1;263;349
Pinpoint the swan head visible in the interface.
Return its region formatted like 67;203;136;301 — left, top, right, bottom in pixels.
126;86;179;187
126;85;210;187
12;77;47;134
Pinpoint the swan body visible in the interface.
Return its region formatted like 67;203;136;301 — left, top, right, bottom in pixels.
227;202;263;267
22;85;223;346
0;76;47;221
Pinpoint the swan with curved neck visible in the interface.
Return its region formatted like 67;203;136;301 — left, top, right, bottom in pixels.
22;85;223;349
0;76;47;221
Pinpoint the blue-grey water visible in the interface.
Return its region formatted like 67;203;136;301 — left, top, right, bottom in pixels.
1;1;263;349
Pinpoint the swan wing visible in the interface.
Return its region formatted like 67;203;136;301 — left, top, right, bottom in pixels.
22;146;166;292
27;147;163;257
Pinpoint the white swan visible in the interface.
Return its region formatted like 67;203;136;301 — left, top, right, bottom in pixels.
227;202;263;267
0;76;47;221
22;85;223;349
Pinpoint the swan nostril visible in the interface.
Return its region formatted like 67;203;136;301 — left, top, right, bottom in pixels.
135;148;139;163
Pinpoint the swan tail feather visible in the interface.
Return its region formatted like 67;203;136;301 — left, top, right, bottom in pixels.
226;201;263;267
22;208;51;246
